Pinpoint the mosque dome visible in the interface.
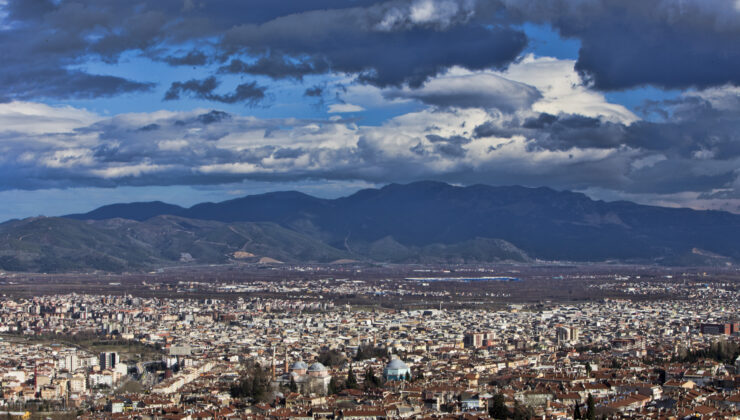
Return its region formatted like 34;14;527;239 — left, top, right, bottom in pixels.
308;362;327;372
290;361;309;371
386;359;408;370
383;356;411;381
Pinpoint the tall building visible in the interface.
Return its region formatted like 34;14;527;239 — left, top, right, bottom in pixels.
570;326;579;343
556;326;571;345
99;352;119;370
463;331;495;348
700;322;739;335
463;332;484;349
556;325;579;345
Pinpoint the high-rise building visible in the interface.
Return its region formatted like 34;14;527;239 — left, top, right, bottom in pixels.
556;326;570;344
463;332;483;348
700;322;739;335
99;352;119;370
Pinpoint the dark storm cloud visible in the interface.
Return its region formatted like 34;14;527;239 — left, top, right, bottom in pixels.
164;77;267;105
476;104;740;159
138;124;160;132
273;147;306;159
433;142;466;157
472;121;513;139
2;0;740;208
0;64;154;102
499;0;740;90
219;54;330;80
469;93;740;195
0;0;527;100
0;0;162;99
425;134;470;145
624;159;737;195
304;85;325;97
196;110;232;125
219;1;527;87
524;115;626;151
474;114;617;144
384;72;542;112
2;0;740;100
699;189;740;200
164;50;208;66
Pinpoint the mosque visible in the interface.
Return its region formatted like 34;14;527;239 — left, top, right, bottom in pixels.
274;359;332;395
383;356;411;381
272;352;411;395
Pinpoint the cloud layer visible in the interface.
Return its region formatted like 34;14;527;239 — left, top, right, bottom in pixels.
2;0;739;101
2;55;739;213
1;0;740;214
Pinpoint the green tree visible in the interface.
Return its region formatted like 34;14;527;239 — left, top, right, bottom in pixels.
318;349;346;367
288;377;298;393
328;376;342;395
229;364;271;402
511;401;531;420
573;402;582;419
586;394;596;420
355;345;388;361
345;365;358;389
364;367;380;388
488;394;508;419
584;362;592;376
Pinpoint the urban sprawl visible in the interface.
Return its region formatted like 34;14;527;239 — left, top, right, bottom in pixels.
0;270;738;420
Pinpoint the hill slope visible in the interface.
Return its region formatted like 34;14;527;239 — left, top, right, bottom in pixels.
68;181;740;264
0;216;353;272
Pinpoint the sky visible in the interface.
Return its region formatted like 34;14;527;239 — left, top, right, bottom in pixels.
2;0;740;221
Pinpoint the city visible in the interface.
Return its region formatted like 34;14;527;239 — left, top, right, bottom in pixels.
0;266;738;419
2;0;740;419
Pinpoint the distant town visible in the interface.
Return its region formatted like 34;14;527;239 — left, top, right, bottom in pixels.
0;264;738;419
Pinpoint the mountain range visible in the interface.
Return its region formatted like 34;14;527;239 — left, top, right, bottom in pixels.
1;181;739;272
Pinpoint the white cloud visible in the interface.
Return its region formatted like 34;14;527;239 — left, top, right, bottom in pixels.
0;91;736;213
631;154;667;170
502;55;638;124
0;101;101;135
385;68;541;112
90;162;171;179
331;55;637;124
375;0;476;31
684;84;740;111
327;103;365;113
158;139;189;151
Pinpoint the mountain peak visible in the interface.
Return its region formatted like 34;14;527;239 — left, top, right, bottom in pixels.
56;180;740;266
67;201;186;222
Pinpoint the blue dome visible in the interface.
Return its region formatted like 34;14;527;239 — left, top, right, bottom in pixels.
291;361;308;370
383;357;411;381
308;362;327;372
386;359;408;370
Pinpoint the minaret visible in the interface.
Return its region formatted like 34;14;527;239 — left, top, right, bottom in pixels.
284;347;289;374
271;345;276;379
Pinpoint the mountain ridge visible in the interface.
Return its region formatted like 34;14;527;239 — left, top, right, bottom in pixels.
4;180;736;271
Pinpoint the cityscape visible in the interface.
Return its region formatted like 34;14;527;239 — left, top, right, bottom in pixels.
2;0;740;419
0;265;738;419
